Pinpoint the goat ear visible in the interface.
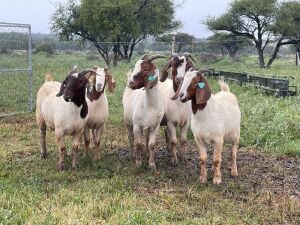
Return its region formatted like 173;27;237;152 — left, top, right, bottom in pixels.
160;61;171;82
56;81;66;97
195;75;211;105
106;73;116;93
80;101;88;118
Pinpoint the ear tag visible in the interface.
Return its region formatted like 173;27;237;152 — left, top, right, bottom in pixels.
197;82;205;89
148;75;156;81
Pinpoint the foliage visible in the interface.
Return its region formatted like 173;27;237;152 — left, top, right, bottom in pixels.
156;32;195;53
0;53;299;224
33;42;54;55
51;0;180;66
207;33;251;58
205;0;300;67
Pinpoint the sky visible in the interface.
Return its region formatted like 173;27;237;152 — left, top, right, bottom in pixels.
0;0;231;38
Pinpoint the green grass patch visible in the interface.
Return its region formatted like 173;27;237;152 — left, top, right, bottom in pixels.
0;53;299;224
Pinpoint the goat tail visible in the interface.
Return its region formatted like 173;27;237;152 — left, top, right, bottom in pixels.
218;78;230;92
45;74;53;82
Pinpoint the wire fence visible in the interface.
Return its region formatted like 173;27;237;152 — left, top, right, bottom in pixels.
0;22;33;116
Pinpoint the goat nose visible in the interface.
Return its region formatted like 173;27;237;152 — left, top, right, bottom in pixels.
179;93;184;98
128;80;134;86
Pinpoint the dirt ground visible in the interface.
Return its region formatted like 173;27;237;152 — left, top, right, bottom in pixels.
116;135;300;202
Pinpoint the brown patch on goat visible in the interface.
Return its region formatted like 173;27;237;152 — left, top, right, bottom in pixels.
56;70;94;118
185;74;211;114
130;61;158;90
87;69;116;102
161;55;195;93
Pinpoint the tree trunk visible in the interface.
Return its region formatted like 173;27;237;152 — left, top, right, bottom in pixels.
128;42;136;63
296;47;300;66
96;48;110;66
112;44;120;67
177;42;183;53
266;39;283;68
255;38;265;68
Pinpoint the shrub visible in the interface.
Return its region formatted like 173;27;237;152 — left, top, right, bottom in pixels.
196;53;223;64
34;42;54;55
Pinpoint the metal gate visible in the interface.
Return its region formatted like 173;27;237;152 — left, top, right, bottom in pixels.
0;22;33;116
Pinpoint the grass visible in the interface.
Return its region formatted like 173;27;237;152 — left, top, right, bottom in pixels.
0;52;299;224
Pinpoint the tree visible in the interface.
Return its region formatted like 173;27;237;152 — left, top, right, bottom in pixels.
207;33;251;58
51;0;179;66
205;0;300;68
156;32;195;53
266;1;300;67
206;0;276;67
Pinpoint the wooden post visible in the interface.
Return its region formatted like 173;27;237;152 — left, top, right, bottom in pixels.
171;36;175;54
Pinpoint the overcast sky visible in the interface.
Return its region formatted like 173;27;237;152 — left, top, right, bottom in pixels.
0;0;231;38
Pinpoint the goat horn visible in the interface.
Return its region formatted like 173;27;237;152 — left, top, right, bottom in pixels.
146;54;166;62
184;53;196;63
141;54;148;60
79;69;97;79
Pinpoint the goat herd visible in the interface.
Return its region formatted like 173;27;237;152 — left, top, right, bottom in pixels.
36;53;241;185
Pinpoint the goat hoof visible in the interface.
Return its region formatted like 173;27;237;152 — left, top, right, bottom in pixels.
231;169;238;177
72;163;79;170
213;176;222;185
149;163;156;170
93;155;101;161
41;151;48;159
171;158;178;166
199;176;207;184
136;160;142;167
58;163;65;171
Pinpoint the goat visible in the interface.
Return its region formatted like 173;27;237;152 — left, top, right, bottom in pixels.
172;69;241;184
123;54;165;169
158;53;196;165
83;66;116;160
36;69;96;170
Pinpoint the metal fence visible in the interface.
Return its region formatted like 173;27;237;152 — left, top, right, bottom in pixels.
0;22;33;116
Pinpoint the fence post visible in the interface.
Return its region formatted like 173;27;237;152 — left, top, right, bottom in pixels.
171;36;175;54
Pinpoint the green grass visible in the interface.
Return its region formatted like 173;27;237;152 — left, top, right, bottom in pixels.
0;53;299;224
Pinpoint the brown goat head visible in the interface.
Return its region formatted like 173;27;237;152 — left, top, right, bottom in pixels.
171;69;211;113
128;54;165;90
160;53;196;94
56;69;96;118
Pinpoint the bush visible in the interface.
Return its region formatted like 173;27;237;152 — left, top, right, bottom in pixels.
0;47;12;54
196;53;223;64
86;51;99;60
34;42;54;55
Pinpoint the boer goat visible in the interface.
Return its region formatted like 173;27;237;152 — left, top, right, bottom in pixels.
36;69;96;170
83;66;116;160
172;69;241;184
158;53;196;164
123;54;165;169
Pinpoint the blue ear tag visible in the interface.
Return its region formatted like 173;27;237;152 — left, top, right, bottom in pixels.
197;82;205;89
148;75;156;81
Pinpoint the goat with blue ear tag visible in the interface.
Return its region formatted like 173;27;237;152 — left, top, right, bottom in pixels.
123;54;165;170
172;68;241;185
